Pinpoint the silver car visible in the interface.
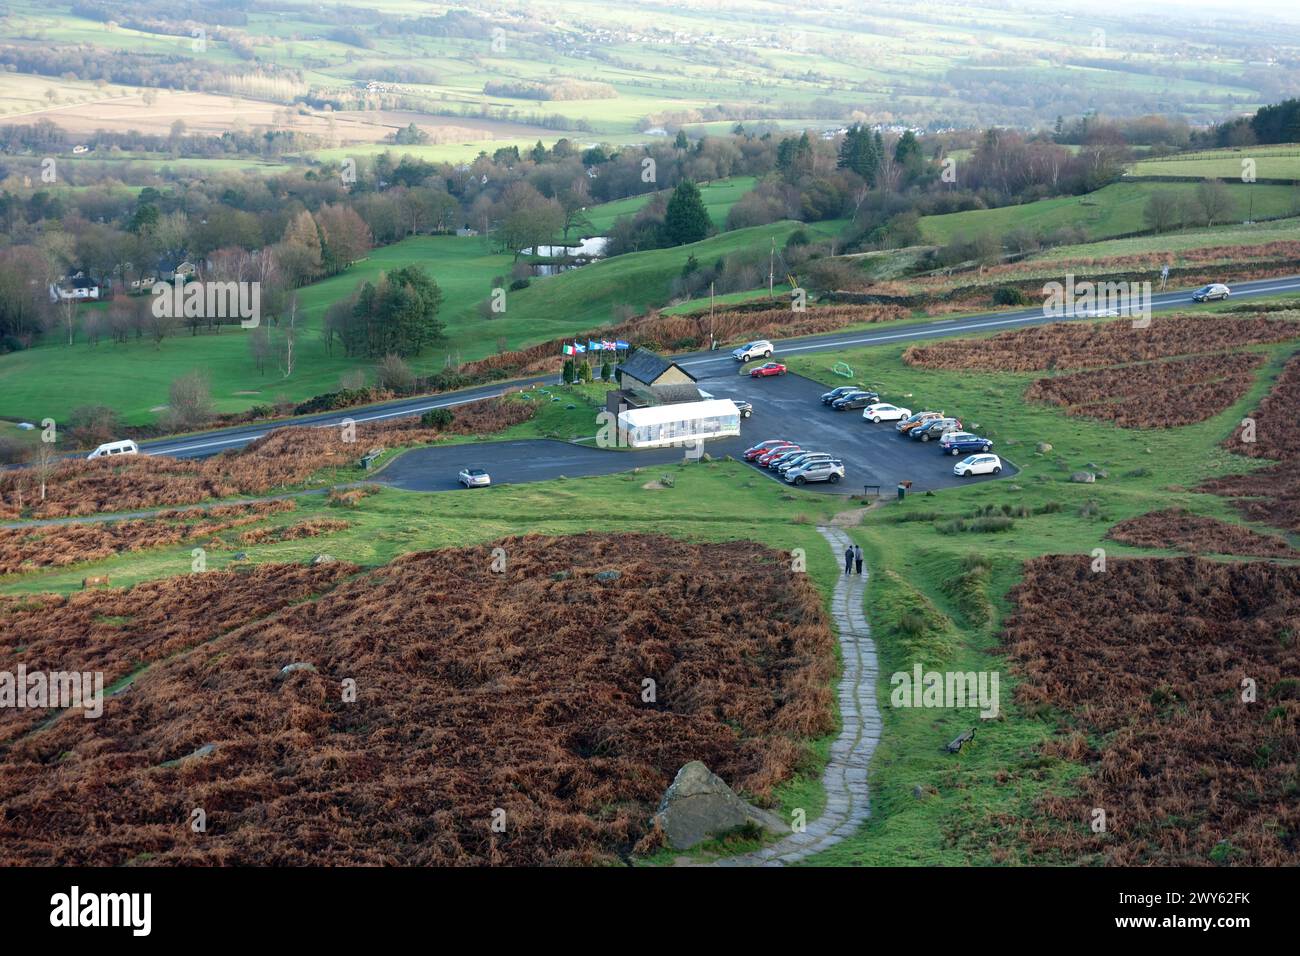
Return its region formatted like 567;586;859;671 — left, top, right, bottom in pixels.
732;339;773;362
458;467;491;488
785;459;845;485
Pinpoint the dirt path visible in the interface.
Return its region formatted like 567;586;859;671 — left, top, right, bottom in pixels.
714;525;880;866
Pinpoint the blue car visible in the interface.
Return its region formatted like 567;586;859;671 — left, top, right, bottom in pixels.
939;432;993;456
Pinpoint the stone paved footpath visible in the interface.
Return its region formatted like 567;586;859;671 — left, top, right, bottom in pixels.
713;526;880;867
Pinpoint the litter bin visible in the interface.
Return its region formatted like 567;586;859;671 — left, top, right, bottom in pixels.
897;483;906;501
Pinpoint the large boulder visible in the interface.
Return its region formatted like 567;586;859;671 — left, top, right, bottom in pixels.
651;761;790;850
1071;471;1097;484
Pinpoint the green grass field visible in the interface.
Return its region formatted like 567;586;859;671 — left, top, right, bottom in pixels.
1128;144;1300;180
919;181;1300;245
0;220;816;424
580;176;756;234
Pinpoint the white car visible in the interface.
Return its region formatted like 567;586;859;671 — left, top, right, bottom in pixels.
87;439;139;460
732;340;773;362
1192;283;1231;302
862;403;911;423
953;453;1003;477
458;467;491;488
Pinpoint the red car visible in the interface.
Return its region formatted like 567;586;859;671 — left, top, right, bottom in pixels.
744;439;793;461
749;362;787;378
756;444;800;466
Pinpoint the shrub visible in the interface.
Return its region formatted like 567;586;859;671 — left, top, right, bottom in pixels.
67;404;122;448
992;286;1028;306
375;354;414;393
420;408;454;429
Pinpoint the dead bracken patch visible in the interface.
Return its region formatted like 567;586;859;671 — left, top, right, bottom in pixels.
0;397;533;520
1026;353;1265;428
0;500;296;576
994;555;1300;865
1105;508;1300;557
902;315;1298;372
0;533;835;866
1201;352;1300;530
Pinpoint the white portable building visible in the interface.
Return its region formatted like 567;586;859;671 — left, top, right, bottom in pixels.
616;399;741;448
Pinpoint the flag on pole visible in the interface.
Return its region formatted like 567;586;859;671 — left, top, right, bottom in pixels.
562;343;575;356
601;340;616;351
587;340;600;353
615;340;630;350
574;342;586;353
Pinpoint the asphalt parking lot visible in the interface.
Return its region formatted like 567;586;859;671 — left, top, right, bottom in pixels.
378;369;1015;495
695;367;1016;493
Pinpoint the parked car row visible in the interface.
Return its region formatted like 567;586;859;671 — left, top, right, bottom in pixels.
818;386;1006;479
742;439;845;485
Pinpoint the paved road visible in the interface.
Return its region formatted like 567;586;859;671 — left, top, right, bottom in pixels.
379;370;1015;495
137;273;1300;460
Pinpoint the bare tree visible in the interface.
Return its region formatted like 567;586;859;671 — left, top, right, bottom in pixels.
32;442;58;502
278;295;298;379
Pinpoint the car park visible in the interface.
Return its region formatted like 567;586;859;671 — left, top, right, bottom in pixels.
786;459;845;485
757;444;801;466
910;417;962;441
939;432;993;455
1192;283;1230;302
821;385;863;405
743;439;791;460
830;390;880;410
458;467;491;487
749;361;787;378
862;403;911;423
732;339;774;362
896;411;942;435
953;454;1003;477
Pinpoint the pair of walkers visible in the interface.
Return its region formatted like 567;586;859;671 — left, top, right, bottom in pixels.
843;544;863;575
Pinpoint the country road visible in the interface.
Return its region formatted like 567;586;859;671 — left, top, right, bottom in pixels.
137;273;1300;460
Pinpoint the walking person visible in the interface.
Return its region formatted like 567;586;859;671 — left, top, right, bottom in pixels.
844;545;854;575
854;544;864;575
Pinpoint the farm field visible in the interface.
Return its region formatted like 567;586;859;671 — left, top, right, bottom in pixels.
918;181;1300;245
581;177;757;234
0;88;561;149
777;310;1300;864
1128;144;1300;180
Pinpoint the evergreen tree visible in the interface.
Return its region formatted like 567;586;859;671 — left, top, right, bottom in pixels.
837;125;879;186
674;129;689;149
562;358;575;384
894;130;924;178
661;180;711;246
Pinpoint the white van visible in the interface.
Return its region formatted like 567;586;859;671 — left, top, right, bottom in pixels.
88;439;139;460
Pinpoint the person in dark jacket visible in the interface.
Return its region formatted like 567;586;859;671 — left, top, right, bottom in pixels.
844;545;854;574
854;545;864;575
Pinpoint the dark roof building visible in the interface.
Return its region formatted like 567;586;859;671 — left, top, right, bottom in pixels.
615;349;696;389
608;349;701;416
